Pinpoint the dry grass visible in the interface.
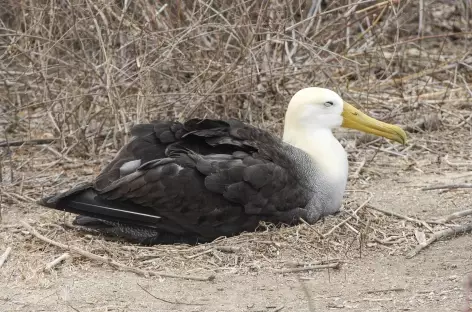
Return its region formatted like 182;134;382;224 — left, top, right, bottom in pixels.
1;0;472;281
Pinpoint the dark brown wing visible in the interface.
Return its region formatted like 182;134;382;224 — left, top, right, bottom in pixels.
39;118;314;242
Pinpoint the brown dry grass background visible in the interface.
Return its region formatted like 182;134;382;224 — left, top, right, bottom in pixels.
1;1;472;310
1;0;470;153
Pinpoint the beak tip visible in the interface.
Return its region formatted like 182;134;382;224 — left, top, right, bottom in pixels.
398;127;408;145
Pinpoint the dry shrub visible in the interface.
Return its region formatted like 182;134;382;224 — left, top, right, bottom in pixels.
0;0;470;158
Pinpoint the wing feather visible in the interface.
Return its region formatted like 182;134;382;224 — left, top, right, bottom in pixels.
41;118;315;241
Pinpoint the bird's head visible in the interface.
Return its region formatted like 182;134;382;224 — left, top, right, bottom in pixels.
284;87;407;144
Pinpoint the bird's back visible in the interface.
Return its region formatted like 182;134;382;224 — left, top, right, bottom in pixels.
39;118;315;244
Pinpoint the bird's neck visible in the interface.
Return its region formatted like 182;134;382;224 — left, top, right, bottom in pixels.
283;127;348;184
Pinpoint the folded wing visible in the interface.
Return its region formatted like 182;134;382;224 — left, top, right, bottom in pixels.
39;118;314;243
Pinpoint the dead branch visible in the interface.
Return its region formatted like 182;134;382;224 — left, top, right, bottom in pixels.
422;184;472;191
434;209;472;224
45;252;71;271
137;283;206;306
406;223;472;259
274;262;340;274
0;138;58;148
0;247;12;268
21;221;215;282
367;205;424;225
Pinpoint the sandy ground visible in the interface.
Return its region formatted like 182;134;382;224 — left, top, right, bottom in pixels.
2;241;472;312
1;164;472;312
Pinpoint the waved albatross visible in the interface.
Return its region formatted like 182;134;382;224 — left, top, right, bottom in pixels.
39;87;406;244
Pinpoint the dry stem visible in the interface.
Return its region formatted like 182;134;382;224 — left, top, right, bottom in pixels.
406;223;472;259
0;247;12;268
21;221;215;282
44;252;71;271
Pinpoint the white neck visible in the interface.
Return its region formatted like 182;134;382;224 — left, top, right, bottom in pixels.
283;127;348;185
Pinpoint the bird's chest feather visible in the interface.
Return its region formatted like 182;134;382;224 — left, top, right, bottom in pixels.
287;129;349;186
285;129;348;220
309;139;348;186
308;140;348;210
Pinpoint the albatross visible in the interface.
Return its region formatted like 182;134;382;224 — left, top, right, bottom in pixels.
39;87;406;244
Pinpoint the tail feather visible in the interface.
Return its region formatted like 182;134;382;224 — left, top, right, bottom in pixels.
37;183;212;245
38;183;162;229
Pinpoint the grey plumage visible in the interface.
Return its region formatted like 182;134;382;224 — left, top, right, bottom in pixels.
39;118;337;245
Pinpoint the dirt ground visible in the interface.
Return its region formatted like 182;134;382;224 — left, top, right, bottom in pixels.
2;233;472;312
1;137;472;312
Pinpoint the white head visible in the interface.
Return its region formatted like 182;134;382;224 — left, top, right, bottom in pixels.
284;87;344;133
283;87;407;145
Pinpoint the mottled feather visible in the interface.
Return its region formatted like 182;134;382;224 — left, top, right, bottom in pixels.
39;118;316;244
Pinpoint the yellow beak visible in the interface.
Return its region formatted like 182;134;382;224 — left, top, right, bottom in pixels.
341;102;407;144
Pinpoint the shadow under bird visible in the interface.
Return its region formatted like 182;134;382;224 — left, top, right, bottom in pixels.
38;87;407;245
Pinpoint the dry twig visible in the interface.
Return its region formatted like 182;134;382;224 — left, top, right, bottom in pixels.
274;262;340;274
21;221;215;282
406;223;472;258
367;205;424;225
434;209;472;224
422;184;472;191
0;247;12;268
137;283;206;306
0;138;58;147
45;252;71;271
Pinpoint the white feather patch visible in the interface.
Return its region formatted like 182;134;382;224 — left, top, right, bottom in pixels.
120;159;142;177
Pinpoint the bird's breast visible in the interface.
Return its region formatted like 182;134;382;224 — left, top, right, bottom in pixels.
285;130;349;221
294;132;349;186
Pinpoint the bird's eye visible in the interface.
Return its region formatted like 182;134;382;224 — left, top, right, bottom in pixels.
324;101;334;107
